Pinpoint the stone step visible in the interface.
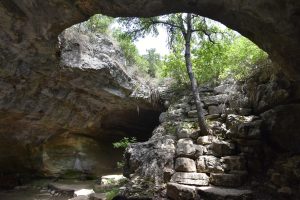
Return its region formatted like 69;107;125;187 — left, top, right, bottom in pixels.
167;183;253;200
170;172;209;186
210;173;247;187
197;186;253;200
167;183;196;200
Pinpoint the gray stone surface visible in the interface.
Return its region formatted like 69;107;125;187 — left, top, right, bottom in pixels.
196;155;224;173
171;172;209;186
261;104;300;153
0;26;161;176
197;186;253;200
167;183;196;200
175;157;196;172
124;135;176;184
176;139;196;158
208;141;235;157
177;126;198;140
208;106;221;115
197;136;219;145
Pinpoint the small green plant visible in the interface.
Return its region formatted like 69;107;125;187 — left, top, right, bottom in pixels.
113;137;137;149
113;137;137;169
105;188;120;200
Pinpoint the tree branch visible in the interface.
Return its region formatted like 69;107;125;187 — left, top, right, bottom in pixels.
149;18;182;29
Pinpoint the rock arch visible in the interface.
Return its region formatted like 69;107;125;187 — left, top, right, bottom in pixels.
0;0;299;79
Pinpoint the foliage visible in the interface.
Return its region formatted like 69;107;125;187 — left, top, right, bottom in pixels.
159;43;187;85
159;30;268;83
83;14;268;84
105;187;119;200
220;36;268;80
142;48;163;77
113;30;152;78
113;137;137;149
85;14;114;34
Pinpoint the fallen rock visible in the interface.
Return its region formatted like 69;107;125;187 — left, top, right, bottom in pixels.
176;139;196;158
236;120;262;139
197;136;219;145
208;141;235;157
74;189;95;197
175;158;196;172
194;145;205;158
167;183;196;200
196;155;224;173
202;94;229;106
177;126;198;140
123;135;176;184
101;175;126;185
171;172;209;186
208;106;221;115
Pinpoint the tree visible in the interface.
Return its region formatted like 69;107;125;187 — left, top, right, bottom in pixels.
119;14;219;135
161;30;268;83
85;14;114;34
142;48;162;77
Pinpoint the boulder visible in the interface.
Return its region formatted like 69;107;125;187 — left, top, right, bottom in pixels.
176;139;196;158
236;120;262;139
208;141;235;157
171;172;209;186
177;125;198;140
175;158;196;172
194;145;205;158
74;189;95;197
167;183;196;200
202;94;229;106
208;106;221;115
187;109;208;118
197;136;219;145
214;84;235;94
196;155;224;173
123;135;176;184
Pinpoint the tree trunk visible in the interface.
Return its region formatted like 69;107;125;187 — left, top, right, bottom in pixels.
184;14;209;135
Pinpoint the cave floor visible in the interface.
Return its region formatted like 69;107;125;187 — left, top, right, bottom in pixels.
0;176;124;200
0;188;66;200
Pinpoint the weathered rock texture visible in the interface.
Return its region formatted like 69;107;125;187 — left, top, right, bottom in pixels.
0;26;160;178
123;67;300;199
0;0;300;80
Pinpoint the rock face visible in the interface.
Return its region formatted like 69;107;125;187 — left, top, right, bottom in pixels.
0;1;300;80
0;26;161;178
261;104;300;153
123;68;300;199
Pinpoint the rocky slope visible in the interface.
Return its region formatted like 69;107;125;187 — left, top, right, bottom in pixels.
0;25;161;184
122;67;300;199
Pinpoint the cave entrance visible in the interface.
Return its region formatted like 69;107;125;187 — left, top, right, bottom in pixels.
41;107;161;179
